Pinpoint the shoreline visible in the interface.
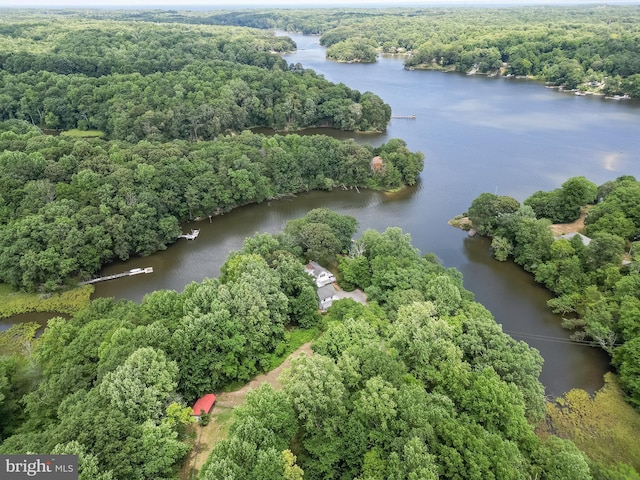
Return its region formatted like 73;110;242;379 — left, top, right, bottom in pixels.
0;284;94;319
448;214;473;231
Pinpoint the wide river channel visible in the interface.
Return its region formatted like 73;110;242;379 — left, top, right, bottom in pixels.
10;32;640;397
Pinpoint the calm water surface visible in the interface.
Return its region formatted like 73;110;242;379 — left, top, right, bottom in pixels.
1;312;68;333
90;34;640;396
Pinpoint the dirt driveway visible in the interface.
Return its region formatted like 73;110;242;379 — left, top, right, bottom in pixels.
550;206;590;236
215;341;313;407
334;285;367;305
181;341;314;479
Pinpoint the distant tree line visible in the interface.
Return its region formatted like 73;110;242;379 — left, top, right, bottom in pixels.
466;176;640;411
105;6;640;96
0;20;294;77
0;18;391;137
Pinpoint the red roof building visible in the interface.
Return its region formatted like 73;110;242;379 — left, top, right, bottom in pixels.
192;393;217;417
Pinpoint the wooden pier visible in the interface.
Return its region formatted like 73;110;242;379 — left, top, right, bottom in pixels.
80;267;154;285
179;229;200;240
391;115;416;119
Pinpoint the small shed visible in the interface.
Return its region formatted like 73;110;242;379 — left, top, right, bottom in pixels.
192;393;217;418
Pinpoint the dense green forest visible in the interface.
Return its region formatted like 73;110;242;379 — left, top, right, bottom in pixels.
0;120;422;291
2;7;639;479
465;176;640;415
3;210;630;479
0;17;391;136
89;5;640;96
0;10;423;293
199;217;633;479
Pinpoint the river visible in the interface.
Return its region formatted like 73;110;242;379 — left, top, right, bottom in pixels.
18;33;640;397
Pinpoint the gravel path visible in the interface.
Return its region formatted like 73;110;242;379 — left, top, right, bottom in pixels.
214;341;314;408
183;341;314;479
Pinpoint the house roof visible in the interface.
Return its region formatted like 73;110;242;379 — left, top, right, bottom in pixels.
318;284;337;300
307;261;332;278
192;393;217;416
371;156;384;172
557;232;591;246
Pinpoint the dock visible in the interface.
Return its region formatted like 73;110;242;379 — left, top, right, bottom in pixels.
179;229;200;240
605;94;630;100
80;267;154;285
391;115;416;119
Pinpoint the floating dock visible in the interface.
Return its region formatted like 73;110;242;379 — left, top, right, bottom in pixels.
391;115;416;119
80;267;154;285
179;229;200;240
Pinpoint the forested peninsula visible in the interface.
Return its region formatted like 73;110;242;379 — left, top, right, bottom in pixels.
0;122;422;291
0;15;424;292
3;209;622;480
0;18;391;137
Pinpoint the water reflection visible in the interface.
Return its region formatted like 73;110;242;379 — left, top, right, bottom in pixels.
1;312;69;334
460;236;611;396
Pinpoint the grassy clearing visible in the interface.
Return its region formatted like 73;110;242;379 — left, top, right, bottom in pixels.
60;129;105;138
538;373;640;471
180;407;235;480
217;328;318;393
266;326;320;370
550;205;591;236
0;284;93;318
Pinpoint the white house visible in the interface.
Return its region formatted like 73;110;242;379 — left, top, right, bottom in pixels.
318;284;339;311
305;261;336;288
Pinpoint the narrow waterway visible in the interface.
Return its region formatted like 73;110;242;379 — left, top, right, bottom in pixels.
27;32;640;397
1;312;68;333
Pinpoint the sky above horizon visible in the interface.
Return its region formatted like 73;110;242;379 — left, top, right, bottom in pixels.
2;0;635;8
